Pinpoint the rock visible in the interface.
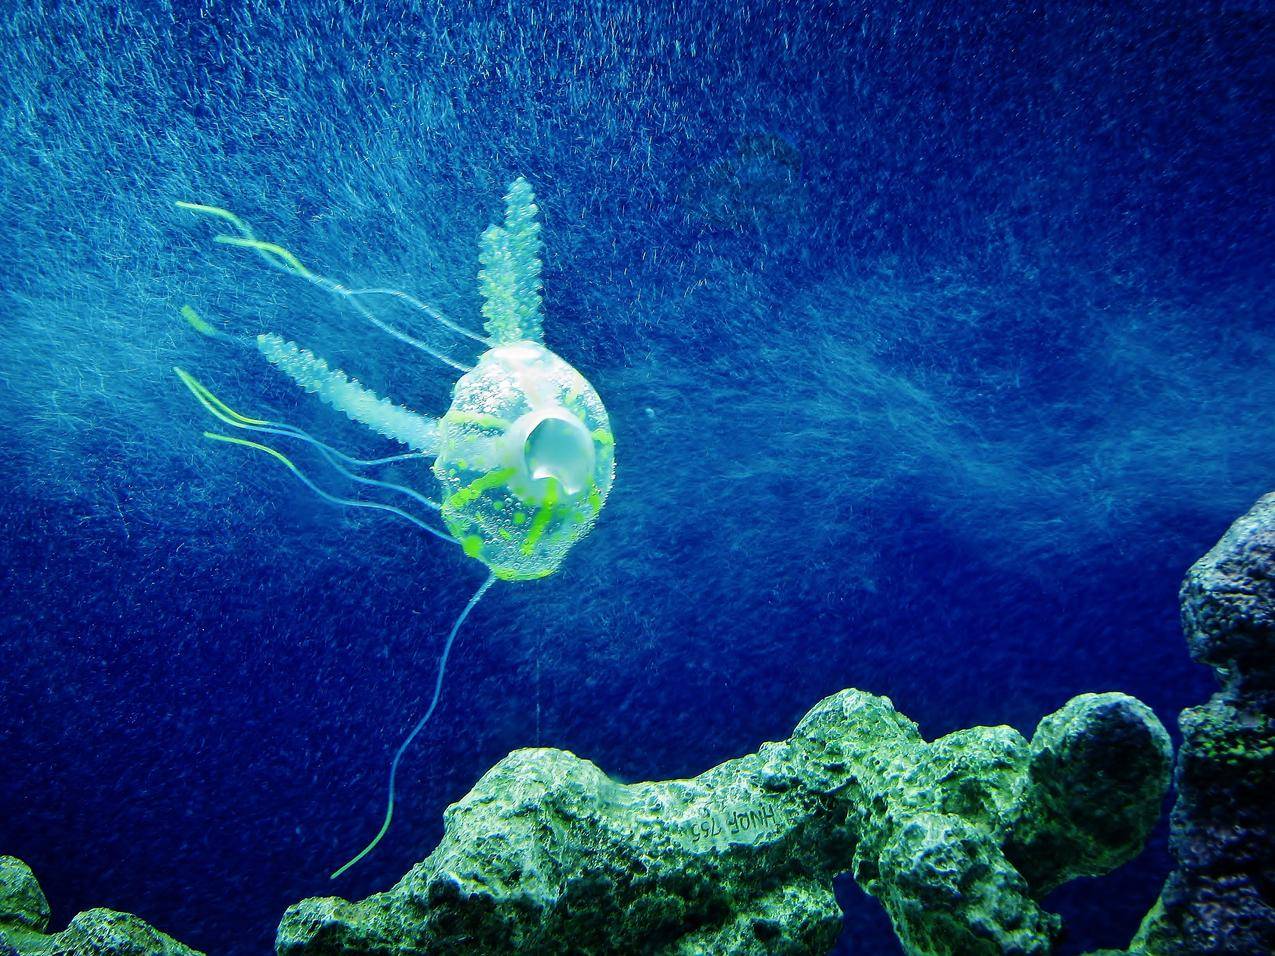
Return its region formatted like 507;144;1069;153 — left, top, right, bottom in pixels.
1179;492;1275;692
1130;492;1275;954
279;688;1171;955
0;858;200;956
1007;693;1173;895
0;858;49;934
43;909;200;956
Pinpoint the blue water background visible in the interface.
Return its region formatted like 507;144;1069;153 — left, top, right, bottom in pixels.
1;1;1271;952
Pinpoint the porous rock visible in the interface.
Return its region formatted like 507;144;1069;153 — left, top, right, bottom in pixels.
0;858;49;935
0;857;199;956
279;688;1170;955
1007;693;1173;895
1130;492;1275;955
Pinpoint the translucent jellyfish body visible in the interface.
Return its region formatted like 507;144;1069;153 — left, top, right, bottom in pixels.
173;177;617;880
435;341;615;580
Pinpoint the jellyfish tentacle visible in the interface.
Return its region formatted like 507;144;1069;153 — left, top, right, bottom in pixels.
175;366;272;427
215;235;473;373
176;201;486;367
176;365;413;463
341;291;473;373
175;368;441;511
478;177;545;345
174;202;252;240
178;304;249;348
175;202;301;277
330;571;497;880
213;235;312;276
201;432;455;544
175;354;426;469
343;287;491;346
256;334;440;454
312;450;441;512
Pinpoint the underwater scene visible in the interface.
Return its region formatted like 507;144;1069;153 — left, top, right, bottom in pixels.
1;1;1272;954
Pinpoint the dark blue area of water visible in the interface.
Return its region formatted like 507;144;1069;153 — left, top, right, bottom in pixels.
1;1;1271;953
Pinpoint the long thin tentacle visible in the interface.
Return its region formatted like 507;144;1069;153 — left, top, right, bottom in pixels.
179;304;251;348
176;367;440;508
330;571;497;880
201;431;456;544
312;450;441;513
216;234;471;373
176;201;488;367
343;287;490;345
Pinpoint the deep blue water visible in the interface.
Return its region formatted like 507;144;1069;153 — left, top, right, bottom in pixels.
1;1;1271;953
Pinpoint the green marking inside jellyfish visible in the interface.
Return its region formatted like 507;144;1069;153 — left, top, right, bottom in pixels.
173;178;615;879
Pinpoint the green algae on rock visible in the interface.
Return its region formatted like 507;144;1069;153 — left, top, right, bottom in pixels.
0;856;200;956
278;689;1170;955
1006;693;1173;896
0;859;48;934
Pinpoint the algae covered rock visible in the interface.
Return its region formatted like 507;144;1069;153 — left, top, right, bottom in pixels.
0;858;49;936
1007;693;1173;895
47;909;201;956
279;688;1170;955
0;857;199;956
1130;492;1275;955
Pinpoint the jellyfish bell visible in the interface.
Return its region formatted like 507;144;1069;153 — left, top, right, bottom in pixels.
173;177;614;878
435;340;615;581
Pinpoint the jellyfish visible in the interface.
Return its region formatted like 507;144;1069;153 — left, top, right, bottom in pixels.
173;178;615;878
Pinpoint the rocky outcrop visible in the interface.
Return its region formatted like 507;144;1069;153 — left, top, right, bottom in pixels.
1130;492;1275;954
23;495;1275;955
278;690;1171;955
1007;693;1175;896
0;856;199;956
